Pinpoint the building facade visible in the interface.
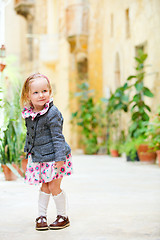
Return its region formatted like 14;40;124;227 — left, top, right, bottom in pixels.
2;0;160;149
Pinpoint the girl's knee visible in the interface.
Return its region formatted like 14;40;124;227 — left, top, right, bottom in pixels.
41;182;50;194
48;178;62;195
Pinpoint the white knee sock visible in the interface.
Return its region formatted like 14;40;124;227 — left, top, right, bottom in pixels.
53;190;67;217
38;191;50;217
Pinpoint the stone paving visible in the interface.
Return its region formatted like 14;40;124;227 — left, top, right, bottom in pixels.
0;155;160;240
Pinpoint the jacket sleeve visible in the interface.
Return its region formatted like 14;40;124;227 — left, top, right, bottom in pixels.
48;109;66;162
24;119;28;152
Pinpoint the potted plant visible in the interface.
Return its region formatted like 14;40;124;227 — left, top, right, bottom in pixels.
127;49;154;139
0;120;19;180
71;82;99;154
136;133;157;164
144;107;160;165
104;82;129;155
0;62;26;179
137;143;157;164
119;49;154;161
119;136;145;161
109;141;121;157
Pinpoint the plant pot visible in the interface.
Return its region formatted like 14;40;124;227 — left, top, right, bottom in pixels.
137;144;157;163
156;150;160;166
137;144;149;153
110;149;119;157
12;163;24;177
21;158;28;173
1;164;17;181
138;152;157;163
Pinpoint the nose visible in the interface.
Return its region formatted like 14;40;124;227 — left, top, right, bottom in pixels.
39;92;44;97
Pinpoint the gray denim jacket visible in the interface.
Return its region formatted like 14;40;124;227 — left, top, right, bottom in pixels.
24;101;71;163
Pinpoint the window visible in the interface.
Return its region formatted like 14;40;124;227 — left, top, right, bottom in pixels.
77;57;88;80
135;45;144;57
27;22;33;61
110;13;114;37
115;52;121;89
125;8;130;38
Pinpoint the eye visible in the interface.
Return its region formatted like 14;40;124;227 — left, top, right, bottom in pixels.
33;91;38;94
43;90;48;93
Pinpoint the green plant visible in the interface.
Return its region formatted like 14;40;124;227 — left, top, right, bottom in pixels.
127;49;154;138
94;99;108;153
71;82;109;154
71;82;98;154
109;141;120;151
117;50;154;160
145;106;160;151
0;90;25;165
104;83;129;154
107;83;129;114
119;135;146;161
0;57;26;166
0;120;17;164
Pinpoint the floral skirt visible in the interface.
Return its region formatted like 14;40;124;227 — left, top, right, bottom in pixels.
24;153;73;185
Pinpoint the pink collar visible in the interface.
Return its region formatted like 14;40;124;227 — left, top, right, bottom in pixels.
22;98;53;120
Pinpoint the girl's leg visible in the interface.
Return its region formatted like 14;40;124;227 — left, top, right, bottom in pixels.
36;183;51;231
48;178;67;216
48;178;62;195
41;182;51;194
38;182;51;217
48;178;70;229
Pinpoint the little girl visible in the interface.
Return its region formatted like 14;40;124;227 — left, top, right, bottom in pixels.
20;73;73;231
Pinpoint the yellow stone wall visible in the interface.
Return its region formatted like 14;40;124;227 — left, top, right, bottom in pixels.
102;0;160;112
88;0;104;99
5;0;160;150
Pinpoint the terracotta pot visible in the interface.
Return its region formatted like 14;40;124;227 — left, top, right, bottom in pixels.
21;158;28;173
1;164;17;181
137;144;149;154
156;150;160;166
138;152;157;163
137;144;157;163
12;163;24;177
110;149;119;157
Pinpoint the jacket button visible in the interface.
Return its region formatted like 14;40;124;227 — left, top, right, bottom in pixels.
32;136;34;139
31;126;34;130
28;141;30;144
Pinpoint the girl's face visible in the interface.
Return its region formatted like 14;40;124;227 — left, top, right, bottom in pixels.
28;77;50;112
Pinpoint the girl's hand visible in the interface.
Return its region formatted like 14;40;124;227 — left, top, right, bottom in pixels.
54;161;64;169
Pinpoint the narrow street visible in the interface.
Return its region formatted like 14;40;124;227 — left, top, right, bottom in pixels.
0;155;160;240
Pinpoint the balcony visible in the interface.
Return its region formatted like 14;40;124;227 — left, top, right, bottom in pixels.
14;0;34;18
66;3;89;38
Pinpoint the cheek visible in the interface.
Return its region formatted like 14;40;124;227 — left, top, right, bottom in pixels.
28;94;36;102
45;92;50;98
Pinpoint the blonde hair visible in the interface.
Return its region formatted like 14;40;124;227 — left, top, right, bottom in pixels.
20;73;52;108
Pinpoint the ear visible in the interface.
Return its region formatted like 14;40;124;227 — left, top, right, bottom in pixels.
26;94;30;101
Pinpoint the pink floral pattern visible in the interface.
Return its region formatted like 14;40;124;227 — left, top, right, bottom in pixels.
25;153;73;185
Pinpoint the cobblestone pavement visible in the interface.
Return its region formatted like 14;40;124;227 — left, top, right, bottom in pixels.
0;155;160;240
